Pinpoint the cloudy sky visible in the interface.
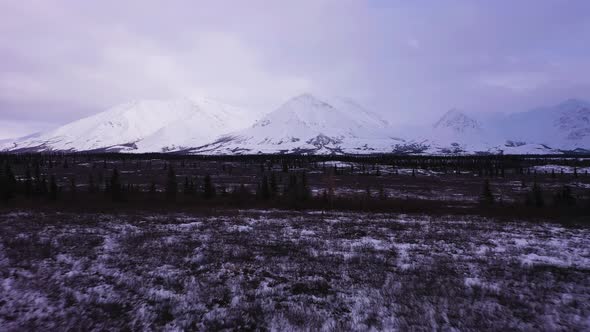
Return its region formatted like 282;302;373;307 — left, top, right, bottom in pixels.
1;0;589;138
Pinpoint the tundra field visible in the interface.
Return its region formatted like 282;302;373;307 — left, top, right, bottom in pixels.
0;154;590;330
0;210;589;331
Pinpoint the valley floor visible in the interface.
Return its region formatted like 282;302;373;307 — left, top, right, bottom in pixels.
0;210;588;330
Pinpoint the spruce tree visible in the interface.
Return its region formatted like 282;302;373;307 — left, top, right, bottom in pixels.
49;175;58;201
270;173;278;198
259;175;271;200
528;182;544;208
69;177;77;199
165;167;177;201
233;183;250;202
24;167;33;198
379;186;387;201
183;177;190;196
203;175;216;200
301;172;310;200
34;164;42;196
479;179;494;205
149;180;157;199
1;163;17;201
40;176;48;196
554;185;576;207
88;174;96;193
110;168;122;202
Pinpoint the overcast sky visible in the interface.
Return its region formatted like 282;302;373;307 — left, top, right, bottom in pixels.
1;0;589;138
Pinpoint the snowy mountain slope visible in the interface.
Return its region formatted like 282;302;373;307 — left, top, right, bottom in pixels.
496;99;590;151
1;98;253;152
133;97;253;153
2;94;589;155
433;109;481;134
405;108;559;155
410;109;492;154
189;94;406;155
420;99;590;154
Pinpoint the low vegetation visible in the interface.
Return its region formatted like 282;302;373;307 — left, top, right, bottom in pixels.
1;210;589;330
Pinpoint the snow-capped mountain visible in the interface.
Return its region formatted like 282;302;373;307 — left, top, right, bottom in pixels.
189;93;405;154
410;108;561;155
416;109;490;154
1;98;254;153
433;109;482;134
496;99;590;152
2;94;589;155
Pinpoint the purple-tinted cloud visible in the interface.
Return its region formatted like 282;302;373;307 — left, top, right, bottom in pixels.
1;0;589;138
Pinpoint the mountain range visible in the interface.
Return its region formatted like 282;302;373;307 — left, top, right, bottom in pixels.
2;94;589;155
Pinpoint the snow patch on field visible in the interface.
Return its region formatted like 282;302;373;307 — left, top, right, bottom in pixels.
0;211;589;330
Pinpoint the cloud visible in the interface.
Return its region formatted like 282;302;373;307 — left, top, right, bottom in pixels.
480;72;550;93
1;0;589;136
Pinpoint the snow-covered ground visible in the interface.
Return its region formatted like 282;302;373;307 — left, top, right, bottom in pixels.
0;210;588;330
532;164;590;174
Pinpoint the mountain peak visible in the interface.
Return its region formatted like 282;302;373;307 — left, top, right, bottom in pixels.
282;93;333;109
434;109;481;133
253;94;338;130
556;98;590;109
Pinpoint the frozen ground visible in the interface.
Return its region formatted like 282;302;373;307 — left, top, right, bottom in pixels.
0;210;589;331
532;164;590;174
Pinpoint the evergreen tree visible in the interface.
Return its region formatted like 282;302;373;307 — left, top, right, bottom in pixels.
365;186;372;200
321;189;329;204
183;177;191;196
88;174;96;193
301;172;310;200
165;167;177;201
554;185;576;207
203;175;216;200
270;173;278;198
1;163;17;201
49;175;58;201
232;183;250;202
527;182;544;207
69;176;77;195
258;175;271;200
40;176;48;196
220;185;228;197
189;178;196;196
110;168;122;202
479;179;494;205
378;186;387;201
149;180;157;199
33;163;42;195
24;167;33;198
